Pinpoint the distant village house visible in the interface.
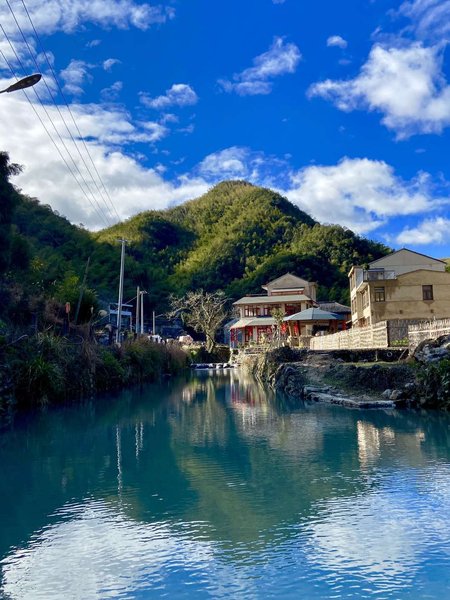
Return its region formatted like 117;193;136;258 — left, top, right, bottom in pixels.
230;273;350;348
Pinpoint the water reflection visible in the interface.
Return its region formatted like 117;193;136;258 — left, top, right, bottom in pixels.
0;371;450;599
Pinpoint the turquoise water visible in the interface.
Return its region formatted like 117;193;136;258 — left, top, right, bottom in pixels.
1;370;450;599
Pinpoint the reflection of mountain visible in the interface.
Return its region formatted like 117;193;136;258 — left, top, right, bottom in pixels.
1;371;450;596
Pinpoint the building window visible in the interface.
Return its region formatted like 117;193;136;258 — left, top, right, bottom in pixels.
361;289;369;309
422;285;434;301
374;287;385;302
244;306;260;317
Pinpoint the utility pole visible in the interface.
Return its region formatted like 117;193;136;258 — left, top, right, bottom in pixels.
74;256;91;326
136;286;140;337
116;239;127;344
140;291;145;334
153;310;156;336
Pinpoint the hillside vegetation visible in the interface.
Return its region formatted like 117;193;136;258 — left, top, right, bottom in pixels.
1;156;390;329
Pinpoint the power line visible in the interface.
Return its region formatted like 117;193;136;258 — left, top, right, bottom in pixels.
18;0;122;223
0;43;110;228
3;1;115;226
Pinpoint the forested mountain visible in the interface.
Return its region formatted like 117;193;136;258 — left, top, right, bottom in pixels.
1;156;390;326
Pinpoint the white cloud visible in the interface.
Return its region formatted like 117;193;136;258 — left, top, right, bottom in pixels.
0;1;175;37
0;1;174;77
398;0;450;41
309;43;450;138
60;59;93;96
218;37;301;96
198;147;249;178
397;217;450;244
100;80;123;101
0;93;204;228
140;83;198;109
160;113;179;124
141;120;169;142
196;146;291;188
327;35;348;49
177;124;195;134
285;157;442;233
103;58;121;72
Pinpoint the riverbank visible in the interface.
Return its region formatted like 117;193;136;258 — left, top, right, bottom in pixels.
247;340;450;410
0;333;189;413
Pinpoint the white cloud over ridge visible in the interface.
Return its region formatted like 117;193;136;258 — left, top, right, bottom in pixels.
309;43;450;138
197;146;292;189
0;93;205;228
285;157;440;233
218;37;301;96
1;69;446;242
140;84;199;109
397;217;450;244
195;149;443;236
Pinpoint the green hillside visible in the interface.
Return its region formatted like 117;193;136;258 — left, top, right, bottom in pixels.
96;180;388;304
1;159;390;326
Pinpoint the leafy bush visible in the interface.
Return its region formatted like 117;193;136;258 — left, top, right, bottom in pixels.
1;333;189;410
416;359;450;409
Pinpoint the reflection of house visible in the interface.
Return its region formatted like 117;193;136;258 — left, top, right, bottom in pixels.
230;273;316;347
349;248;450;327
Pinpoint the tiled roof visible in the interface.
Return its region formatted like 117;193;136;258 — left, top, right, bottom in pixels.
233;294;312;305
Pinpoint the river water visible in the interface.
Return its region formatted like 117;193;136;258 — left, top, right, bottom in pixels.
0;370;450;599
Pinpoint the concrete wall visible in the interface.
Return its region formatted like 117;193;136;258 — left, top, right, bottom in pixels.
369;270;450;324
369;249;446;275
309;322;389;351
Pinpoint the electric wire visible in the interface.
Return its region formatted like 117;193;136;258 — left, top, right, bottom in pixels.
18;0;122;223
0;41;110;228
3;1;114;226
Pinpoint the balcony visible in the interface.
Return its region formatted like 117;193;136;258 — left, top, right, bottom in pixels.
354;269;396;291
364;270;396;282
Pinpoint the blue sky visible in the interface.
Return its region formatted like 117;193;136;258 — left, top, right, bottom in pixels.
0;0;450;257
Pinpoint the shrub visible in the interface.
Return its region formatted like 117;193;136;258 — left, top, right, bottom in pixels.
416;359;450;409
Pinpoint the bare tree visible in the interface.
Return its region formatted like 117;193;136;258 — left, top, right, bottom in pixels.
271;307;286;348
168;290;228;353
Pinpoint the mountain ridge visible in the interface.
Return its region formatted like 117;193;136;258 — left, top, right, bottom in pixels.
3;175;390;323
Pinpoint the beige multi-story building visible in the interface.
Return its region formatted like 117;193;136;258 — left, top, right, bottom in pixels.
348;248;450;327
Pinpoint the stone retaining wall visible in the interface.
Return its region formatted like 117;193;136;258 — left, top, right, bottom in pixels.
408;318;450;352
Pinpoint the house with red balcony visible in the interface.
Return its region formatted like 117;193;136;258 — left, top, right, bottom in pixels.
230;273;317;347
